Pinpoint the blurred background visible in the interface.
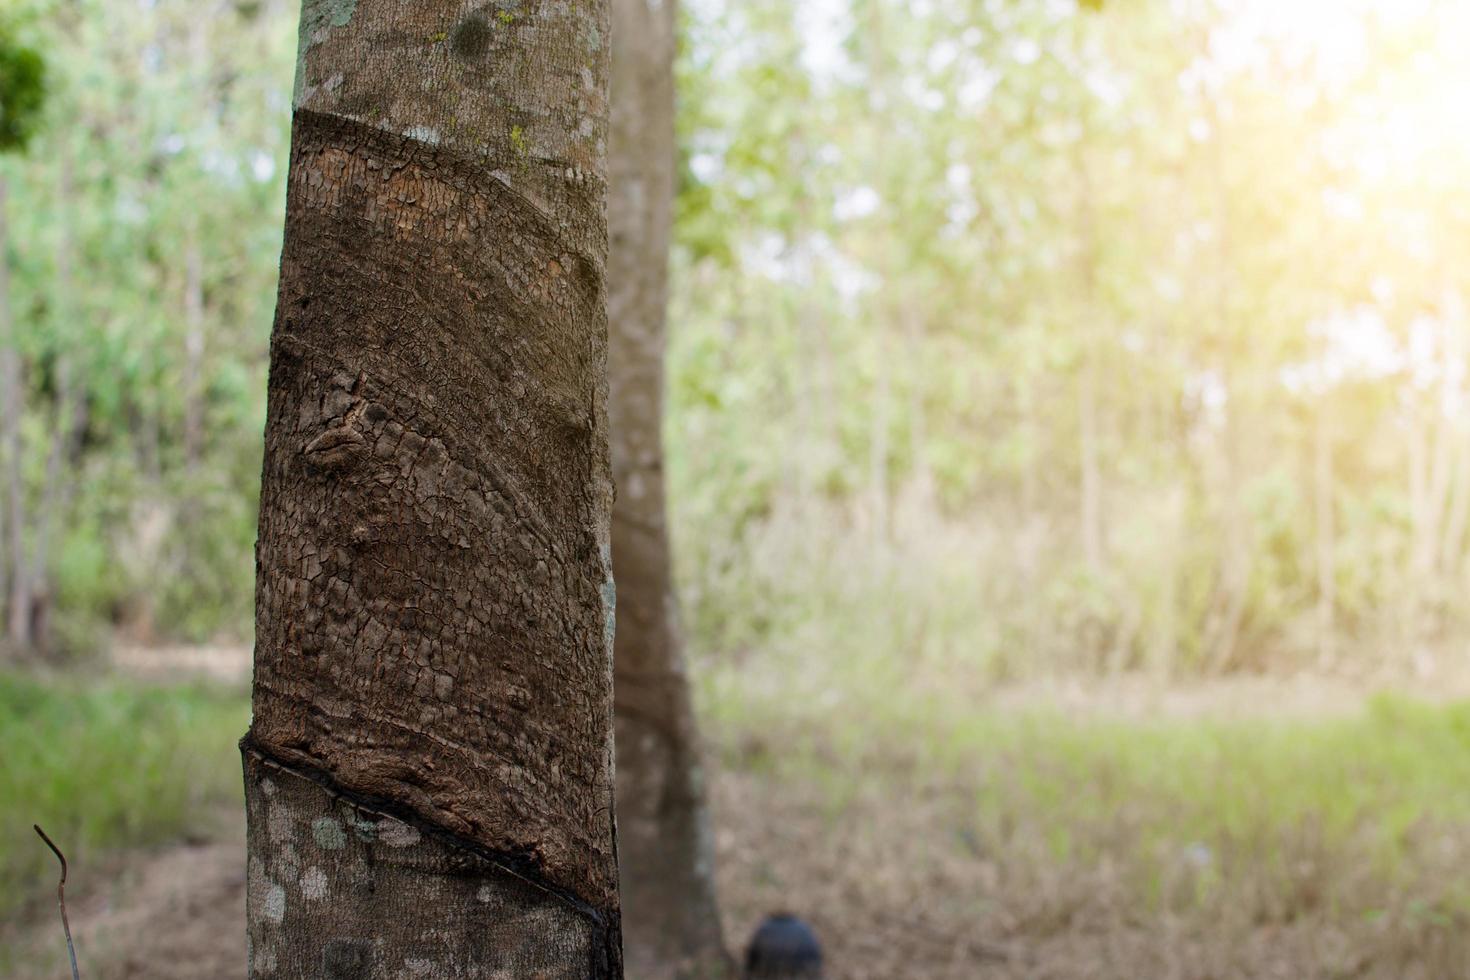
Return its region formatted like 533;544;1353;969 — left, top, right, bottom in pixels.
7;0;1470;976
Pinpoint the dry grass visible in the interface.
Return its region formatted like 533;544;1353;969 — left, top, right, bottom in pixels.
705;665;1470;979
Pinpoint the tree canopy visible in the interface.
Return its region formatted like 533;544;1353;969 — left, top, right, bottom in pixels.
7;0;1470;682
0;24;44;154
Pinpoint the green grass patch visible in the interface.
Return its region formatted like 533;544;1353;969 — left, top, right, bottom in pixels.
0;670;249;915
701;665;1470;928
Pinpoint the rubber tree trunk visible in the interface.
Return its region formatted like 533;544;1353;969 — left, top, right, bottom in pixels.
243;2;621;976
607;0;732;976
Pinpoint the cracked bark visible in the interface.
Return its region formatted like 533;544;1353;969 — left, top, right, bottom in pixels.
607;0;731;976
244;1;620;975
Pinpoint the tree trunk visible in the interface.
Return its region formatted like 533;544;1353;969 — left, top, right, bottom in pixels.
1407;408;1428;646
1203;397;1249;674
869;324;892;548
1075;144;1104;574
903;305;933;510
0;175;31;652
608;0;732;975
244;2;621;976
27;146;86;656
183;14;209;472
1439;425;1470;582
182;224;206;470
1314;404;1335;668
1078;329;1103;571
0;175;12;648
1201;96;1247;674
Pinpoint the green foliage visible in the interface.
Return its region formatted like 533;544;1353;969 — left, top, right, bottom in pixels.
0;25;44;153
0;671;248;917
6;0;1470;683
2;0;292;649
665;0;1470;679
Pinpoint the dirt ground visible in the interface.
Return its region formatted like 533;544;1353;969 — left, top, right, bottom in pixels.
7;647;1464;978
8;775;1434;980
3;766;1440;980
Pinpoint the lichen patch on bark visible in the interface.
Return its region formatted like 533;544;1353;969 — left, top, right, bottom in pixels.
294;0;359;107
290;0;609;213
245;747;617;978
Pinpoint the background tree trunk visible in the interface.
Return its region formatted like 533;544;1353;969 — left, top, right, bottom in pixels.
1076;150;1104;576
1314;404;1335;668
608;0;733;975
0;175;16;651
244;2;621;975
182;14;209;473
182;224;206;472
26;146;85;656
1;174;31;652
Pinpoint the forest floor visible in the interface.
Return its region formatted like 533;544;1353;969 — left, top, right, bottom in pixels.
7;647;1470;978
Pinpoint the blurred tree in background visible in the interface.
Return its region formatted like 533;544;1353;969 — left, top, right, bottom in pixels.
1;0;292;654
1;6;50;653
4;0;1470;689
665;0;1470;690
0;20;45;153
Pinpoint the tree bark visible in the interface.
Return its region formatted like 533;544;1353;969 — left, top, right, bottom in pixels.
182;223;206;471
1077;326;1103;572
1407;409;1428;645
0;175;30;652
1314;403;1335;668
1201;94;1247;674
183;14;209;472
903;305;933;509
0;175;14;649
244;2;621;976
1075;143;1104;574
607;0;732;975
869;324;892;547
26;146;86;656
1439;424;1470;583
